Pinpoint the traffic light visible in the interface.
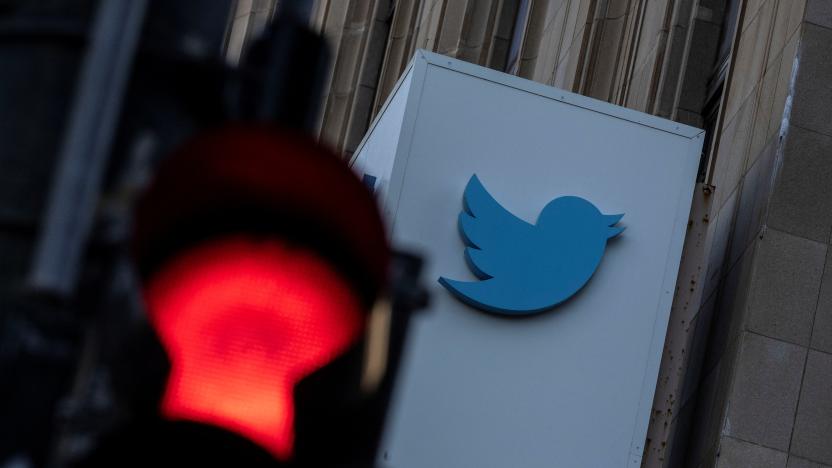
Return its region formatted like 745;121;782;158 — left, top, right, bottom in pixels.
77;124;414;467
0;3;426;465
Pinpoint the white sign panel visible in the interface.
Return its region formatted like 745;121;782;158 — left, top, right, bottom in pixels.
352;51;703;467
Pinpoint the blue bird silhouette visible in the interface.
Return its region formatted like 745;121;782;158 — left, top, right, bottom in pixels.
438;175;624;315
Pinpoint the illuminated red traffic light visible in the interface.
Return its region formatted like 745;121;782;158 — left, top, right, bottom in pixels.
144;236;364;460
127;125;391;465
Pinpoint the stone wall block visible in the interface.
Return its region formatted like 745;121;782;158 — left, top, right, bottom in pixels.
791;350;832;465
767;126;832;243
746;228;826;345
791;24;832;137
723;332;806;450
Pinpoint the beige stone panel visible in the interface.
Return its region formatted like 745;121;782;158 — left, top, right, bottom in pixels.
767;27;800;139
572;0;597;90
768;0;803;71
787;0;807;37
320;0;350;47
586;15;627;101
224;0;279;65
342;1;394;156
746;56;780;171
574;0;602;94
746;228;827;345
225;14;253;65
543;0;568;29
332;2;375;96
722;330;808;451
710;113;738;207
456;0;501;64
414;0;445;51
723;0;775;123
525;10;553;81
652;21;691;119
607;0;630;18
485;0;519;70
373;0;420;115
574;0;594;41
714;257;758;409
613;0;667;106
743;0;768;32
558;0;582;61
633;0;671;71
715;436;789;467
713;96;756;210
518;0;556;78
309;0;327;31
553;34;583;90
552;17;583;67
343;85;376;157
610;0;646;105
553;27;585;91
433;0;509;65
486;32;510;70
319;91;351;151
357;6;392;90
519;0;592;89
315;0;351;139
435;0;467;55
244;0;276;37
626;38;663;112
318;0;376;152
791;351;832;465
625;54;653;112
654;0;706;119
537;1;570;84
250;0;274;15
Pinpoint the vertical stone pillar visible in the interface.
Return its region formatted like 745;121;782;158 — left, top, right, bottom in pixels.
680;1;832;466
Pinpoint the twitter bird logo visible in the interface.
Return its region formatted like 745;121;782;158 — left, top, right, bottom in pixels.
438;175;625;316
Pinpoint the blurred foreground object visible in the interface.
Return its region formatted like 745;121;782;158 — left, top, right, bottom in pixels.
0;1;425;466
84;126;424;467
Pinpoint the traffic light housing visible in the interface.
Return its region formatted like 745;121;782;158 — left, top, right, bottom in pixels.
82;124;400;467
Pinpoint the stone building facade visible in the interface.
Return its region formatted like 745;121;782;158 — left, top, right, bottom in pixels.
227;1;832;466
